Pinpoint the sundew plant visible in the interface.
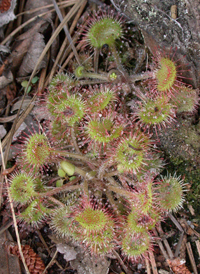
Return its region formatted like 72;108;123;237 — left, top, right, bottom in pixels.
8;6;198;262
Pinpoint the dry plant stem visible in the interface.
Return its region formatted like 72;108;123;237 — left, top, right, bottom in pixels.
149;250;158;274
153;228;169;261
47;196;65;207
106;176;122;187
168;213;184;232
70;127;82;154
130;71;154;83
186;242;198;274
105;170;119;177
94;48;100;72
156;223;174;259
107;185;134;198
98;159;113;179
112;250;133;274
145;256;151;274
38;184;81;198
0;140;30;274
42;250;58;274
58;39;86;73
83;179;89;197
49;0;87;82
174;231;185;257
52;0;81;65
16;0;25;28
195;240;200;257
38;66;48;96
0;220;13;235
55;150;99;166
106;190;120;215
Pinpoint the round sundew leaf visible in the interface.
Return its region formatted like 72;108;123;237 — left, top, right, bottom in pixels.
82;220;115;254
75;207;108;232
156;57;177;92
87;89;116;112
138;96;174;126
122;230;150;259
171;86;199;113
25;133;51;168
50;206;75;237
115;135;149;173
48;94;85;126
87;17;123;48
19;199;49;225
158;174;184;212
10;173;37;204
87;118;123;143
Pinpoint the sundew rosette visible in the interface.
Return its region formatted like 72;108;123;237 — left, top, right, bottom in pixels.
18;132;52;171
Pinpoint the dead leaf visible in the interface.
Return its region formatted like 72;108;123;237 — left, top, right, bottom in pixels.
7;15;49;72
56;243;77;261
0;70;13;89
0;230;21;274
6;82;16;102
23;0;54;33
17;32;47;77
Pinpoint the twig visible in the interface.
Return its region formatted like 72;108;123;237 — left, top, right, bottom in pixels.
149;250;158;274
174;231;185;258
195;240;200;257
0;140;30;274
156;223;174;259
186;242;198;274
42;250;58;274
168;213;184;232
145;256;151;274
112;250;132;274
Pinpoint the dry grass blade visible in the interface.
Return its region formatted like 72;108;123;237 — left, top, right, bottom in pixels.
0;140;30;274
48;0;87;82
1;1;77;45
52;0;81;65
24;0;86;96
186;242;198;274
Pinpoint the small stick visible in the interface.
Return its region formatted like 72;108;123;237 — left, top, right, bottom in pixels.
149;250;158;274
186;242;198;274
157;223;174;259
112;250;132;274
145;255;151;274
195;240;200;257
